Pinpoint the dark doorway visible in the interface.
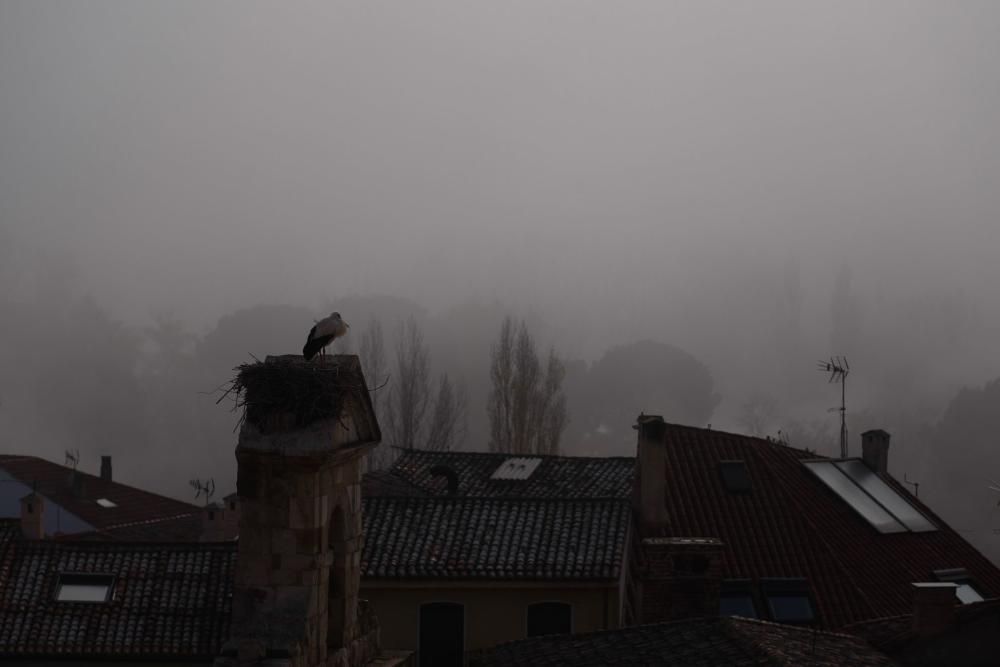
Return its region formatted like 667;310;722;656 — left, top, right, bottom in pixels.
527;601;572;637
419;602;464;667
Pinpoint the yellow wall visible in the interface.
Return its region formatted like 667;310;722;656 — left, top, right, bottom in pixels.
362;582;620;656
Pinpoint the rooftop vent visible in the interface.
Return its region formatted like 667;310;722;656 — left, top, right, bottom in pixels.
490;457;542;480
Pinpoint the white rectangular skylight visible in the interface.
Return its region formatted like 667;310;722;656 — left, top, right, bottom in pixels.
56;574;114;602
96;498;117;508
490;457;542;480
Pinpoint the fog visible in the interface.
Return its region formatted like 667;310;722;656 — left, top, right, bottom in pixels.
2;2;1000;557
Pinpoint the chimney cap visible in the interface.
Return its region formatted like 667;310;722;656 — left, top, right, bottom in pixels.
862;429;891;438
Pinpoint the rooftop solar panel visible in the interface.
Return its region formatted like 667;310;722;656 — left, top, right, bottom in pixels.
803;461;906;533
834;459;936;532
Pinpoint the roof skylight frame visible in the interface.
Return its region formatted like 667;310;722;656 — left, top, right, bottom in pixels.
719;460;752;494
760;577;816;625
55;573;116;603
933;568;985;605
490;457;542;480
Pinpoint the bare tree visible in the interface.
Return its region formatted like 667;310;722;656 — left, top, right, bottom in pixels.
384;316;430;451
381;316;467;456
488;316;569;455
358;318;391;469
737;392;778;437
425;375;468;452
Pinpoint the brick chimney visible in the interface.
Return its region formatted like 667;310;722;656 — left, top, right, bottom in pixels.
862;429;890;475
912;583;957;637
200;502;227;542
217;355;381;667
222;493;240;539
634;414;668;536
20;492;45;540
639;537;724;623
100;456;112;482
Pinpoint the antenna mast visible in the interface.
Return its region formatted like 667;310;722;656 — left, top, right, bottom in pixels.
817;356;849;458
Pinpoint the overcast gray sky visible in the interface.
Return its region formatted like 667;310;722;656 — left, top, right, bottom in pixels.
2;1;998;364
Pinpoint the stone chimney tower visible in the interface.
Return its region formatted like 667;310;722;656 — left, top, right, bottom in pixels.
216;355;381;667
20;492;45;540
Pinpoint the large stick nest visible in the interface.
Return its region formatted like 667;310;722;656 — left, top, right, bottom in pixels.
219;355;367;433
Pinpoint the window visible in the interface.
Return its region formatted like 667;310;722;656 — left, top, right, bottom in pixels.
719;580;757;618
719;461;752;494
56;574;114;602
95;498;117;508
419;602;464;667
934;569;985;605
490;457;542;480
761;578;815;624
527;602;572;637
804;460;937;533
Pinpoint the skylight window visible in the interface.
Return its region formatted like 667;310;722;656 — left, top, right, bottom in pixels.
934;569;985;604
719;460;751;494
719;580;757;618
490;457;542;480
804;459;936;533
761;578;815;624
56;574;114;602
96;498;117;508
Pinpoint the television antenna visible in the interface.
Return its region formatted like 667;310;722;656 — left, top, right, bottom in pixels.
816;356;849;458
189;478;216;505
64;449;80;470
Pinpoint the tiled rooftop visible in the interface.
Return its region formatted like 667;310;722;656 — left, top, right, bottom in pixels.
0;455;201;541
651;422;1000;629
0;521;236;660
370;449;634;499
480;616;898;667
362;449;634;581
362;496;629;580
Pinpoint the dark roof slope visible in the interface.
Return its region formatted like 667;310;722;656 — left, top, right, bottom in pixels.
653;422;1000;629
480;616;897;667
363;496;629;580
0;455;201;541
369;448;634;499
0;521;236;660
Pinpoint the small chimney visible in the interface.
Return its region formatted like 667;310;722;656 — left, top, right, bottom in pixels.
635;414;668;535
430;465;460;496
200;502;226;542
222;493;241;540
201;498;240;542
100;456;112;482
862;429;890;475
20;493;45;539
912;583;957;637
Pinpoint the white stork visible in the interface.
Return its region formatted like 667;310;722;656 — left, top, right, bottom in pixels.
302;312;349;361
